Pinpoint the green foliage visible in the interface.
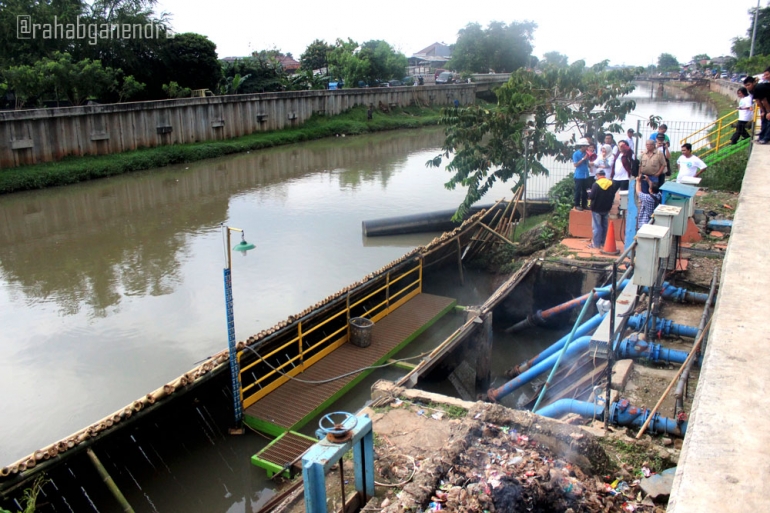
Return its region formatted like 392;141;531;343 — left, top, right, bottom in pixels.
300;39;333;72
327;38;406;86
547;172;575;236
699;151;749;192
449;21;536;73
540;51;569;69
5;52;120;106
161;33;221;91
161;81;191;98
427;62;639;220
0;105;444;194
692;54;711;62
657;53;679;72
735;54;770;75
118;75;145;101
220;54;286;94
732;36;751;59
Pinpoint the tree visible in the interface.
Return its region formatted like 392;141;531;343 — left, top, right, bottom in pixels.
540;51;569;68
160;33;221;91
220;55;286;94
162;81;191;98
449;21;536;73
732;37;751;59
300;39;333;72
745;6;770;56
5;52;120;106
735;55;770;74
657;53;679;72
426;61;639;219
326;38;406;86
692;53;711;62
118;75;145;101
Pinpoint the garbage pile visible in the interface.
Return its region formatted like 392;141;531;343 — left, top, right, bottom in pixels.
420;422;665;513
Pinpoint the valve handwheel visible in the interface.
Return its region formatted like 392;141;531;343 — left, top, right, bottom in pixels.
319;411;358;442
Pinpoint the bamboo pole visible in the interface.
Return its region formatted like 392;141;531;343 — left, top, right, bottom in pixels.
87;448;135;513
634;317;712;440
478;223;517;247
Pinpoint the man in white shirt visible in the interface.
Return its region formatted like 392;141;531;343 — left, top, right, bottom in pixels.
730;86;753;144
604;133;620;157
611;140;633;191
676;143;707;182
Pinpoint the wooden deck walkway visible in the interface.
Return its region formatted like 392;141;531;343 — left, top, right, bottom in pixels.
244;293;455;436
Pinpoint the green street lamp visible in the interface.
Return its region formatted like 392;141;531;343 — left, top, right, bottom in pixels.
221;224;255;433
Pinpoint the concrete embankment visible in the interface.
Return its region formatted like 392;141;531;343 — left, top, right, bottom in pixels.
0;84;474;168
667;145;770;512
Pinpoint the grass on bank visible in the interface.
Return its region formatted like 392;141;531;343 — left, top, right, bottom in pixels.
0;105;445;194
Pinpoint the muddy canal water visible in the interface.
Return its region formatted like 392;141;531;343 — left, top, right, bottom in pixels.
0;83;715;511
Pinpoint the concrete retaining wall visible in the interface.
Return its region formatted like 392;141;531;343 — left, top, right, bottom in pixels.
0;85;475;168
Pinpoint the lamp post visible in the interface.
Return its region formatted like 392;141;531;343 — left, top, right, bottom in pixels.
222;224;256;434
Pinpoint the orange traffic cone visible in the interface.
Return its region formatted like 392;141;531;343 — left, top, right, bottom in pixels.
601;221;620;255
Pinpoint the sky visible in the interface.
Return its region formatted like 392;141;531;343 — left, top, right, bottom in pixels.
154;0;763;67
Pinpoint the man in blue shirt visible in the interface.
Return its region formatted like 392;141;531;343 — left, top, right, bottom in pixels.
572;138;591;211
649;124;670;145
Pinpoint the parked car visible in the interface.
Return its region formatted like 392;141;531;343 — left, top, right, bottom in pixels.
435;71;455;84
434;68;447;80
387;79;403;87
401;76;415;86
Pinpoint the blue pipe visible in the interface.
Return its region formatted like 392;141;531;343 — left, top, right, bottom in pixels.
616;334;695;365
537;398;688;437
535;398;603;419
489;336;593;401
626;313;699;338
493;332;696;402
644;282;711;304
507;313;606;377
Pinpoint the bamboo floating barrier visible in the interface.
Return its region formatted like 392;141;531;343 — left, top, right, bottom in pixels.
0;207;492;480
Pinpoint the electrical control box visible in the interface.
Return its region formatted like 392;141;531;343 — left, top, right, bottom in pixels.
618;190;629;211
653;205;684;257
660;182;699;217
633;225;670;287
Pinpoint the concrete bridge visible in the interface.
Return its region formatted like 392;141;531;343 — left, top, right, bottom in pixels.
469;73;510;92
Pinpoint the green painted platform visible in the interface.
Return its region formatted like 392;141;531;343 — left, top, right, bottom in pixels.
244;293;456;439
251;431;317;477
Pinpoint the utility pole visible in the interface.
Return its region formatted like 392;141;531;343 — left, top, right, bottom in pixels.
751;0;760;58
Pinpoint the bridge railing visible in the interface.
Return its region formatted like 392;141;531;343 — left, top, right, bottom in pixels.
238;258;423;409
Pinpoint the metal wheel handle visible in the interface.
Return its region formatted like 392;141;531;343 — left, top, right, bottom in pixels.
318;411;358;435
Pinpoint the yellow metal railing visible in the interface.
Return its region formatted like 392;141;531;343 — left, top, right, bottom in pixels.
239;258;423;409
681;106;759;159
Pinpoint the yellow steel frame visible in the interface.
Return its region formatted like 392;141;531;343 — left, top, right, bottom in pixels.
240;259;423;409
681;106;759;158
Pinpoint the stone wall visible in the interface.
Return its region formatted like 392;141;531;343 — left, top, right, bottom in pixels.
0;84;475;168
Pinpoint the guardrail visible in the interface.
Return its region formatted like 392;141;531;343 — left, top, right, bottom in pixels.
238;258;423;409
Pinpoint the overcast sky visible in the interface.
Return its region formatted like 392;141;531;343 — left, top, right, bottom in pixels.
154;0;763;67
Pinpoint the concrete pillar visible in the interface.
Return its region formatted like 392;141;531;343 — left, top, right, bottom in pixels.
466;308;493;394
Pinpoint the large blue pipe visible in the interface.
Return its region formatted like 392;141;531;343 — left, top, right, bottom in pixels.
644;282;711;304
616;334;694;365
537;398;688;437
506;313;606;377
492;332;694;402
626;313;699;338
489;336;593;401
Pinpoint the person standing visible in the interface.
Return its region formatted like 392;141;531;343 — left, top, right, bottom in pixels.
649;124;670;145
744;76;770;144
611;140;633;191
588;170;615;249
639;140;667;193
572;138;591;211
730;87;753;144
625;128;636;153
676;143;708;182
636;175;661;229
604;134;619;157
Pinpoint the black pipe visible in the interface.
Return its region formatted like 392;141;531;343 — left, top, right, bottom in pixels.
362;201;551;237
